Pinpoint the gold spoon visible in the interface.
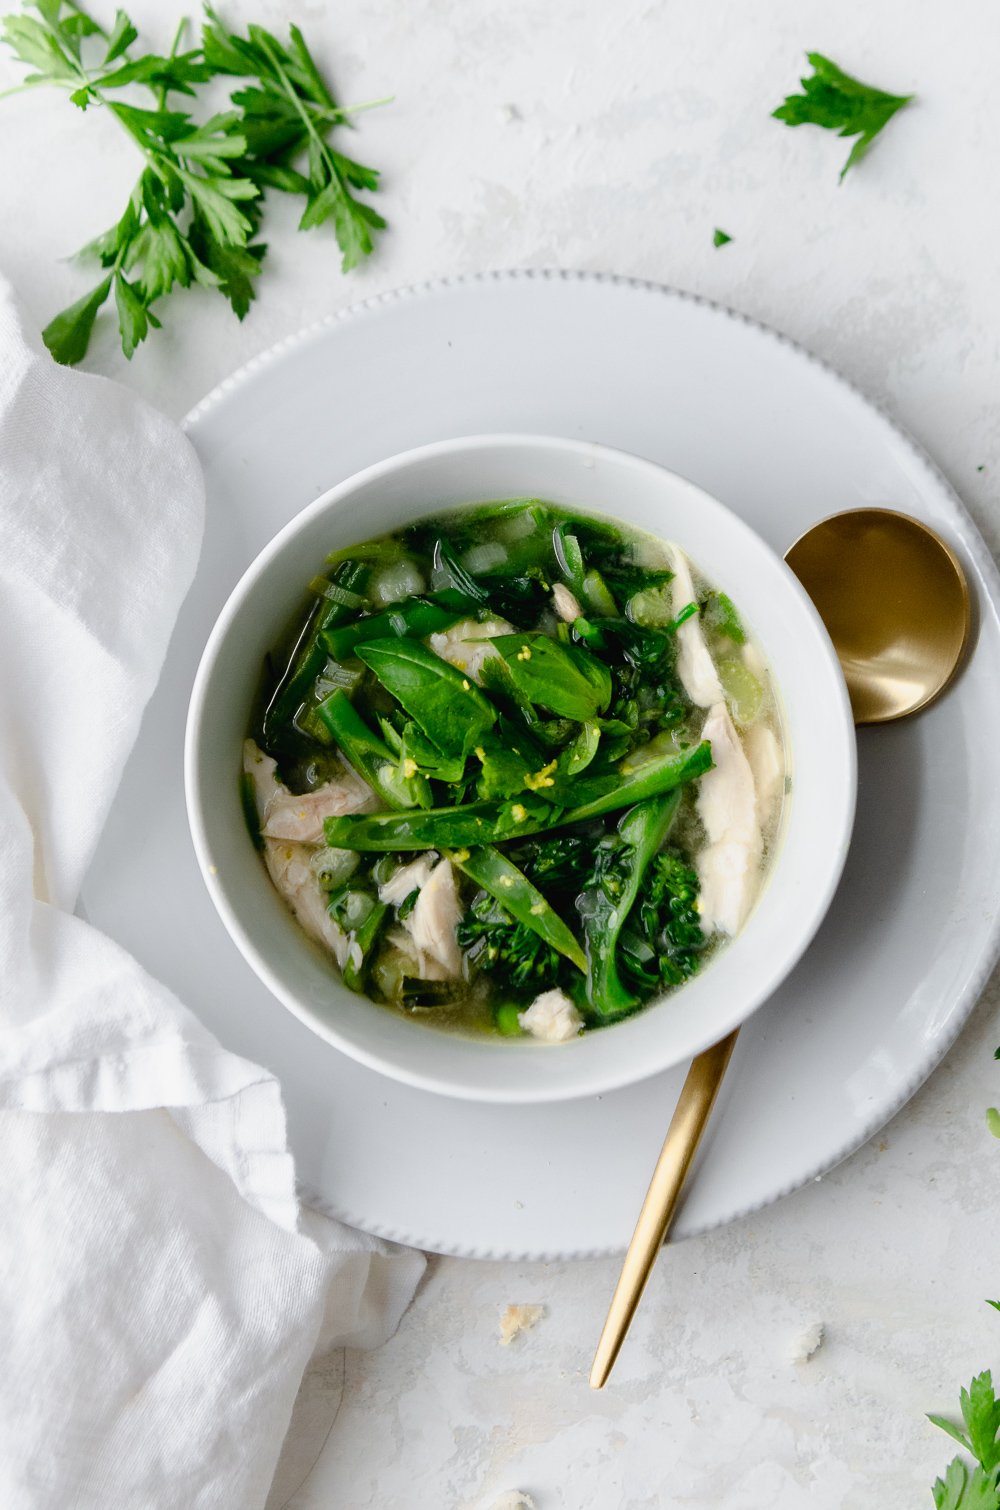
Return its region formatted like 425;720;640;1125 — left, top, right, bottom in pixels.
590;507;971;1390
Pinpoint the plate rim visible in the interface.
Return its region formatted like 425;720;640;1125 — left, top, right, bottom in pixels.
177;268;1000;1259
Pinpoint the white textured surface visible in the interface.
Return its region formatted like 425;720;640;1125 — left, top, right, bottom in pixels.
4;1;1000;1506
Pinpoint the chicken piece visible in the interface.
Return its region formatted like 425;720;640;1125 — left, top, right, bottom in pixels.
552;582;582;622
518;988;583;1043
244;738;376;844
262;764;376;843
242;739;283;825
696;701;762;935
427;616;515;684
498;1303;546;1345
386;928;453;983
743;724;784;835
668;545;723;708
377;854;438;907
405;858;464;977
263;838;350;967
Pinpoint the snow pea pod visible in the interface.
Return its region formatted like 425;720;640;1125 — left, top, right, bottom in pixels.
457;846;587;974
323;741;712;851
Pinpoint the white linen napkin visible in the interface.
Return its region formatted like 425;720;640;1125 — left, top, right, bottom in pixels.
0;276;424;1509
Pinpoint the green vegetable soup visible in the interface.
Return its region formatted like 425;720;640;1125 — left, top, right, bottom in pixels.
242;499;785;1043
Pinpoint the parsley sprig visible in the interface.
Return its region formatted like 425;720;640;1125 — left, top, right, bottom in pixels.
773;52;914;181
0;2;389;363
928;1308;1000;1509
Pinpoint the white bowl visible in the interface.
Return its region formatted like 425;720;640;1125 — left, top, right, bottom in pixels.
185;434;856;1103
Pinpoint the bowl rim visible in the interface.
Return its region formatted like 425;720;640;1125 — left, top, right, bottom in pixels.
184;431;857;1102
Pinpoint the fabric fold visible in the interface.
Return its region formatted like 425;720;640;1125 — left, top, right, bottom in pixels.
0;274;422;1510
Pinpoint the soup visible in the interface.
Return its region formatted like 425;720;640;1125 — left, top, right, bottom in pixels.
242;499;785;1042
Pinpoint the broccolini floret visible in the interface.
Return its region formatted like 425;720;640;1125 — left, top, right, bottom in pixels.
457;892;567;998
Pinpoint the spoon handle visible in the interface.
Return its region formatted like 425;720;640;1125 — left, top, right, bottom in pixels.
589;1028;740;1389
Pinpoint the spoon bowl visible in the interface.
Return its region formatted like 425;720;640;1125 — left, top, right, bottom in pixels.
785;508;970;724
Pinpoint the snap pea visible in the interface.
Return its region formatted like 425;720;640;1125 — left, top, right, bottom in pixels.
323;741;712;851
456;845;587;974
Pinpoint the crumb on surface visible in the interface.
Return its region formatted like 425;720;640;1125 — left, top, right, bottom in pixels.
499;1303;546;1346
488;1493;534;1510
789;1320;825;1364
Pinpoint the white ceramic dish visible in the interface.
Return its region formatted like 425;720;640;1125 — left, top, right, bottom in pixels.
185;433;855;1103
81;271;1000;1257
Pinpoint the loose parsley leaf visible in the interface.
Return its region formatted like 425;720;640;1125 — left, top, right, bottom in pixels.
41;274;112;364
773;51;914;181
713;227;733;247
987;1108;1000;1139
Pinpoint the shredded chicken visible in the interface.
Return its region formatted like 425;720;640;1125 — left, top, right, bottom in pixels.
262;768;377;843
518;988;583;1043
668;545;723;708
386;928;453;983
378;855;437;907
262;838;350;966
427;615;515;684
743;723;784;835
552;582;582;621
696;702;762;935
406;858;464;977
242;740;367;964
242;739;283;825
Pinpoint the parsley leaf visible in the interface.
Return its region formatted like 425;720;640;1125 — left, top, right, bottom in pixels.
41;274;112;365
712;227;733;248
930;1335;1000;1510
987;1108;1000;1139
773;51;914;181
203;11;388;273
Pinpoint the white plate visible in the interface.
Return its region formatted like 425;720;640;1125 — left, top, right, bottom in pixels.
82;271;1000;1260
